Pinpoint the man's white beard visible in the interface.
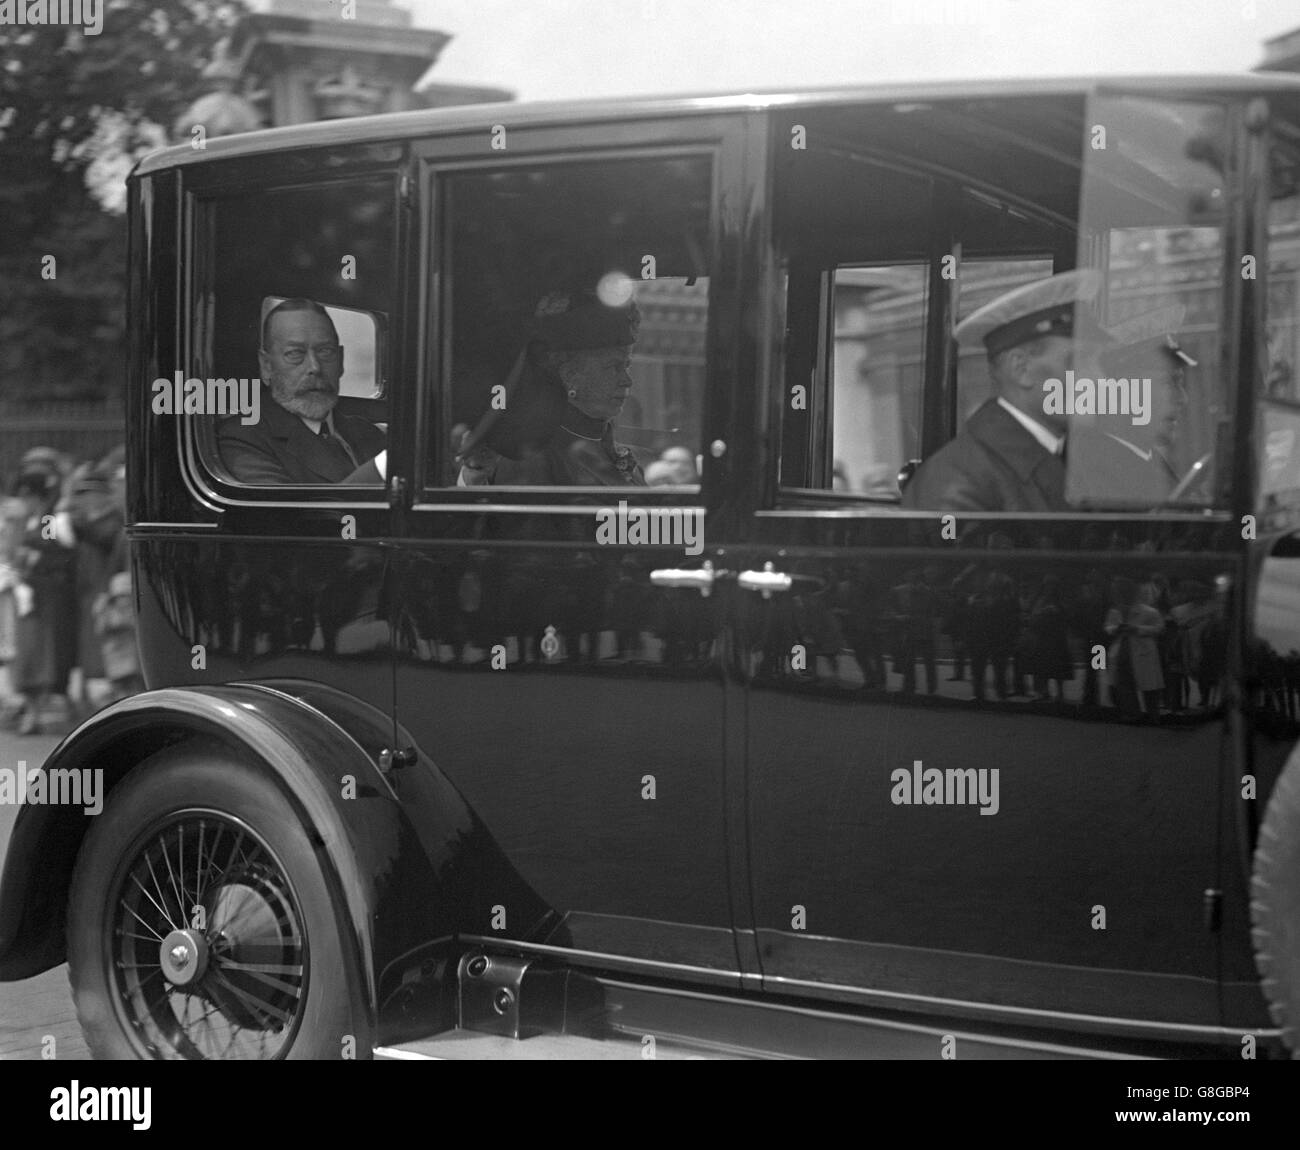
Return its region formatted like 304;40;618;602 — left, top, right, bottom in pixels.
273;378;336;420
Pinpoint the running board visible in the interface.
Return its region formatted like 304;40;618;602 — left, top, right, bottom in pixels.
375;972;1150;1060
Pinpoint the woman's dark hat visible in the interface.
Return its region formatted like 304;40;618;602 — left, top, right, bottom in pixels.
458;290;640;462
531;289;640;350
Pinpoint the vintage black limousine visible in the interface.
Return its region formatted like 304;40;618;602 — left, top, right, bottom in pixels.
2;74;1300;1059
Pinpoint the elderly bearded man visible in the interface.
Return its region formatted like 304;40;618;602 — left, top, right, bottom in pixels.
218;298;386;485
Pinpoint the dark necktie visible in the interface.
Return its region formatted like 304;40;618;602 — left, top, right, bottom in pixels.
317;421;358;475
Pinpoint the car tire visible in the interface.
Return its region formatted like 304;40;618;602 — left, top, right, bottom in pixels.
67;740;364;1059
1251;750;1300;1058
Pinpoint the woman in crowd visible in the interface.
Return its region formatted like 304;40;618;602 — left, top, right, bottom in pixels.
9;454;79;734
0;497;27;722
1105;575;1166;721
1028;574;1074;703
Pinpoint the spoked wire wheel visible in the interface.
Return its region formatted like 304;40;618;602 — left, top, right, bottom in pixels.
108;812;309;1059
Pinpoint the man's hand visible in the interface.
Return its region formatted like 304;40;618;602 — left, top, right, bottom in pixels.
457;445;500;486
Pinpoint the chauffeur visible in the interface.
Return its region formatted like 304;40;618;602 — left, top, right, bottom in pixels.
902;269;1105;513
457;289;645;487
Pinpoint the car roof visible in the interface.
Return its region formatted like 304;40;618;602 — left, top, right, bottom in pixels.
133;72;1300;179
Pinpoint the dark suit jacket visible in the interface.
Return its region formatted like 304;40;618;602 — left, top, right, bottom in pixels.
901;399;1066;513
217;397;385;485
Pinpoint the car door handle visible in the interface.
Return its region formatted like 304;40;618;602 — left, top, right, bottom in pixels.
649;560;721;597
737;563;794;597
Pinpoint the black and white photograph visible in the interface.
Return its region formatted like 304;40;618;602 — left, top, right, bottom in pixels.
1;0;1299;1111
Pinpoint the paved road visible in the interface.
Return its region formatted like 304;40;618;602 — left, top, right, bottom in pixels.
0;726;90;1060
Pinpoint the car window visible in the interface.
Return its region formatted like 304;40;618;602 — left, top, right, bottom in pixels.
1267;137;1300;406
432;153;712;490
828;264;927;498
192;177;396;489
1261;134;1300;513
774;97;1234;514
774;104;1069;502
1064;97;1229;509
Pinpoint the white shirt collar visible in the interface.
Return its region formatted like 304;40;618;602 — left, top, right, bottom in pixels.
299;412;329;436
1103;432;1153;462
996;397;1065;455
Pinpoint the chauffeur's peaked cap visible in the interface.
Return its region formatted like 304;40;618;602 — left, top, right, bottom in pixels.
955;268;1105;356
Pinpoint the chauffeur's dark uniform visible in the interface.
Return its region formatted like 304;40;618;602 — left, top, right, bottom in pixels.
900;399;1067;513
902;268;1104;514
217;395;385;485
902;272;1198;515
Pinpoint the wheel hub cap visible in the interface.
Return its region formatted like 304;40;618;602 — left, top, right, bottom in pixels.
159;928;208;985
110;816;308;1058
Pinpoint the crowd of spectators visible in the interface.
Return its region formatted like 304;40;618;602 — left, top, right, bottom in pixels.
787;558;1234;720
643;445;700;486
0;445;139;735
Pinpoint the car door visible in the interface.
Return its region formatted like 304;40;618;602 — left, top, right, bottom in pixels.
388;113;757;983
735;517;1231;1032
174;166;402;738
734;94;1236;1041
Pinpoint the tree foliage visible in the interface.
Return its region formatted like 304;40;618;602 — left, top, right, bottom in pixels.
0;1;246;405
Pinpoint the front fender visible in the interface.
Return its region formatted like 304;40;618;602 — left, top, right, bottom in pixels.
0;685;413;1044
0;681;554;1043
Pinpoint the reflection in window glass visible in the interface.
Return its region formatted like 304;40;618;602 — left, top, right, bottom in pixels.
627;277;708;478
1261;137;1300;518
1067;98;1228;508
1268;141;1300;404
